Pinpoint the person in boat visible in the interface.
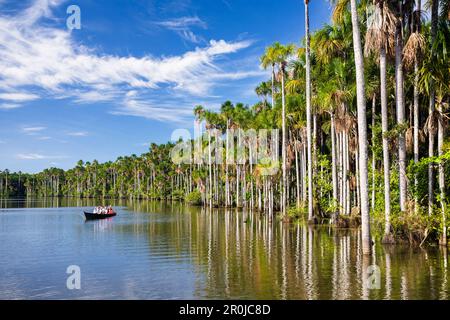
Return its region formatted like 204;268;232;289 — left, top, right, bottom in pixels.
93;206;99;214
107;206;113;214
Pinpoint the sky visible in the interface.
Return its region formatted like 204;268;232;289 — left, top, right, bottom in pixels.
0;0;332;173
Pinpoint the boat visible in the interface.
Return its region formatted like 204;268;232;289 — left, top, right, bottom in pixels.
84;211;117;220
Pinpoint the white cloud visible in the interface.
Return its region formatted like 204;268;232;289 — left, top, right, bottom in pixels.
112;96;194;123
0;103;21;110
16;153;67;160
22;126;47;134
36;136;51;140
138;142;150;147
156;16;207;30
66;131;88;137
156;16;207;44
0;1;259;123
0;92;40;102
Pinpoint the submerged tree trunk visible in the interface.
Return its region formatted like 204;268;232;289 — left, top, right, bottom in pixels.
350;0;371;255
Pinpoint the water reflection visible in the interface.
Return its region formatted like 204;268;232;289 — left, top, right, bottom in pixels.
0;198;449;299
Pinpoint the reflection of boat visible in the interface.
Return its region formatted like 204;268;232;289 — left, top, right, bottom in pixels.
84;211;116;220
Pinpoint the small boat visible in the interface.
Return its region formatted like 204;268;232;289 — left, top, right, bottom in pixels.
84;211;117;220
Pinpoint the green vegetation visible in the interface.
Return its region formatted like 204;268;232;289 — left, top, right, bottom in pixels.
1;0;449;250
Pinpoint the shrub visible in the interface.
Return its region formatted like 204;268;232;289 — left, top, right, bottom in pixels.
185;190;203;205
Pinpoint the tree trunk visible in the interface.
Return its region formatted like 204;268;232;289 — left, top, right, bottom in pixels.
438;103;447;246
281;67;287;217
380;47;392;238
271;64;275;108
395;10;407;212
413;29;420;210
350;0;371;255
305;0;314;221
331;113;338;222
295;139;301;209
371;95;376;210
428;0;439;216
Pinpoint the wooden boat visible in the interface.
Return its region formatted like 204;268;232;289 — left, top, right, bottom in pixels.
84;211;117;220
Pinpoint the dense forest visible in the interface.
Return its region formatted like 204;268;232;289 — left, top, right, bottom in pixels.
1;0;449;252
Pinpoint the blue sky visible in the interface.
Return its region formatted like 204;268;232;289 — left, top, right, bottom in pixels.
0;0;332;173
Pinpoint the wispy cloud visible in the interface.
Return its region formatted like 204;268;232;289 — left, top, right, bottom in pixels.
137;142;150;147
66;131;88;137
0;103;21;110
0;92;40;102
156;16;207;29
36;136;52;140
112;96;194;123
0;1;260;123
16;153;68;160
22;126;47;134
156;16;207;43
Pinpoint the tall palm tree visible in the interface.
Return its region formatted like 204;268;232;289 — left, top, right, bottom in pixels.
428;0;439;215
394;0;408;212
261;47;277;108
305;0;314;222
348;0;371;254
263;42;295;217
365;0;397;241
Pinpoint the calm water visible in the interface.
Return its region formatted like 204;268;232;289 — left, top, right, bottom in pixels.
0;198;448;300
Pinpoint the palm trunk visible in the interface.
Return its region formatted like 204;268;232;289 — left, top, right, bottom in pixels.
331;113;338;222
281;67;287;217
295;139;301;209
413;45;420;211
350;0;371;255
345;132;350;215
305;0;313;222
395;12;407;212
438;107;446;246
225;121;229;207
380;47;392;238
208;129;212;207
428;0;439;216
271;64;275;108
302;141;307;202
371;95;376;210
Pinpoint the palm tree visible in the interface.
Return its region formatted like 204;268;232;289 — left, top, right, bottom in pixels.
261;47;277;108
348;0;371;254
393;0;408;212
305;0;314;223
402;0;425;210
255;82;271;108
365;0;397;241
262;42;295;217
427;0;440;215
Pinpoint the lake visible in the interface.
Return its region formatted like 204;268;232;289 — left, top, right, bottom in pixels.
0;198;448;299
